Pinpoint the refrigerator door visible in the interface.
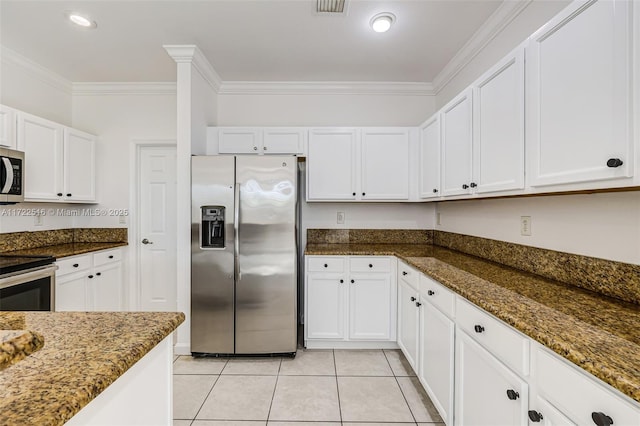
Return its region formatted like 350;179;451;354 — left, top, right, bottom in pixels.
191;156;235;354
235;156;297;354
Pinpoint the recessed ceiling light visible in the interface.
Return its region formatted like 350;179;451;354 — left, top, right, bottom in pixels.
370;13;395;33
66;12;97;29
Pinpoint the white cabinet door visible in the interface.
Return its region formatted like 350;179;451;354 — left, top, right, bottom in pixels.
441;89;473;197
419;115;441;199
262;128;304;154
56;272;88;311
361;129;409;200
348;273;393;340
17;112;64;201
397;279;419;370
218;128;261;154
91;262;123;311
455;330;528;426
307;129;357;200
529;396;576;426
0;105;16;149
306;274;345;339
527;0;632;187
473;46;525;194
64;128;96;202
419;302;455;426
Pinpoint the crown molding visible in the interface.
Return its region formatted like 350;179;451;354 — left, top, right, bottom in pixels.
0;46;73;94
163;44;222;92
218;81;435;96
432;0;532;94
72;82;176;96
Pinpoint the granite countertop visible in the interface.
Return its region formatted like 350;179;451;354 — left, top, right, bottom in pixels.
306;243;640;403
3;242;128;258
0;311;184;426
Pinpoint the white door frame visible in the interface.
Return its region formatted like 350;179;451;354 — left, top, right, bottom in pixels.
129;139;176;310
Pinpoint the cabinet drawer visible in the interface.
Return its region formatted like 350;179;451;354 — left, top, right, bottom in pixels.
350;256;391;273
398;260;419;291
56;254;91;276
307;256;345;272
93;248;122;267
419;275;455;318
535;347;640;426
456;297;529;376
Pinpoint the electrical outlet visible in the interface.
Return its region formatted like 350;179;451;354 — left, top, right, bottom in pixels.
337;211;345;225
437;213;441;226
119;214;126;224
520;216;532;236
34;213;43;226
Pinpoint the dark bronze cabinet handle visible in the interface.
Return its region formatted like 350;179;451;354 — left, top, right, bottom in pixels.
606;158;623;168
66;193;72;197
470;182;477;188
96;272;101;276
73;264;79;268
108;255;114;259
592;412;613;426
415;302;422;307
528;411;543;422
462;184;469;189
88;275;94;279
410;297;416;301
506;389;519;400
474;325;485;333
350;279;355;284
427;290;435;296
402;271;408;276
339;279;344;283
57;193;63;196
324;264;328;268
362;192;366;196
368;264;373;268
352;192;356;196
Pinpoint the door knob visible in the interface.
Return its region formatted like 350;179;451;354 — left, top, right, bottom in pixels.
142;238;153;245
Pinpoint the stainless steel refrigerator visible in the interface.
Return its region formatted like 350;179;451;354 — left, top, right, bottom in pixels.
191;155;297;355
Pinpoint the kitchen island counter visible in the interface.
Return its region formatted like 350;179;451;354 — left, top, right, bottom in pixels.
306;242;640;404
0;311;184;426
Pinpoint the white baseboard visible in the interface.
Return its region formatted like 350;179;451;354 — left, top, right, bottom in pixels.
173;342;191;356
305;340;400;350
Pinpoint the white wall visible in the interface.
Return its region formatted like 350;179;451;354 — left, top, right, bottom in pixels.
436;192;640;265
71;93;177;229
218;93;434;126
435;0;570;109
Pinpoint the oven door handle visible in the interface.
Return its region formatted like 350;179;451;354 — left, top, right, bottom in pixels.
0;265;58;290
1;157;13;194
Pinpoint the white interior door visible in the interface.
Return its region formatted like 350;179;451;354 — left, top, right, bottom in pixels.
138;145;177;311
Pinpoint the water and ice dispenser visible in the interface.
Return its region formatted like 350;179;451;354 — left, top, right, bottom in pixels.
201;206;225;248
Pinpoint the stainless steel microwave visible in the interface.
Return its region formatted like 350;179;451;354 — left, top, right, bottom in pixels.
0;147;24;204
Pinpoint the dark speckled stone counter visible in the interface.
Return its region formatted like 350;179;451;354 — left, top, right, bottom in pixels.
5;241;127;258
0;311;184;426
305;242;640;404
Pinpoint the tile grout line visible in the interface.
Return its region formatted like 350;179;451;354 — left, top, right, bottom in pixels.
383;350;419;425
333;349;344;424
188;372;222;423
265;357;283;422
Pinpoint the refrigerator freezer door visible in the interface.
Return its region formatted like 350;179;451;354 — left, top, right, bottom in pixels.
191;156;235;354
235;156;297;354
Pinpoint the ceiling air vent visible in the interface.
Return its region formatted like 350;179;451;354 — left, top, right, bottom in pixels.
317;0;347;14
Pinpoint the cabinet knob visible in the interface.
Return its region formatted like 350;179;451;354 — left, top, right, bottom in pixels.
433;189;438;193
606;158;623;168
73;264;79;268
96;272;101;276
350;279;355;284
402;271;408;276
253;146;258;151
324;263;328;268
108;255;114;259
462;184;469;189
263;146;267;150
352;192;356;196
66;193;72;197
88;275;94;279
368;264;373;268
362;192;366;196
506;389;519;400
474;325;485;333
427;290;435;296
415;301;422;307
339;279;344;284
528;411;543;422
470;182;477;188
410;296;416;302
57;193;63;197
592;412;614;426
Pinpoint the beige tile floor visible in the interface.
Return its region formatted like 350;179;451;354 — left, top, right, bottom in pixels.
173;349;444;426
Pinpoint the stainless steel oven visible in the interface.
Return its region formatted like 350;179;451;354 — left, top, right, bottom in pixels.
0;147;25;204
0;257;56;311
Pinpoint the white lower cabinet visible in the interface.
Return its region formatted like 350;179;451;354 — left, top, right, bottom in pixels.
305;255;396;348
55;247;125;312
397;266;420;369
455;330;529;426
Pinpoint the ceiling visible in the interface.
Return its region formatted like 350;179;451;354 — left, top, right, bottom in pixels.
0;0;504;83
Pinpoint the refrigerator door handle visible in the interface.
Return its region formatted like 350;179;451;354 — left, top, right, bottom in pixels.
234;182;241;281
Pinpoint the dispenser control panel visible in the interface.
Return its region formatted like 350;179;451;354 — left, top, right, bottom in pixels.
201;206;225;249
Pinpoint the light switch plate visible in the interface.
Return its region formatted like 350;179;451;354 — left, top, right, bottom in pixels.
337;211;345;224
520;216;532;236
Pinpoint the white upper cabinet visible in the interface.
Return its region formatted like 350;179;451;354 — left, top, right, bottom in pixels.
361;128;410;200
526;0;633;187
17;111;96;203
64;128;96;202
307;128;357;200
472;45;525;193
419;115;441;199
0;105;16;149
441;89;473;197
17;112;64;201
215;127;304;155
